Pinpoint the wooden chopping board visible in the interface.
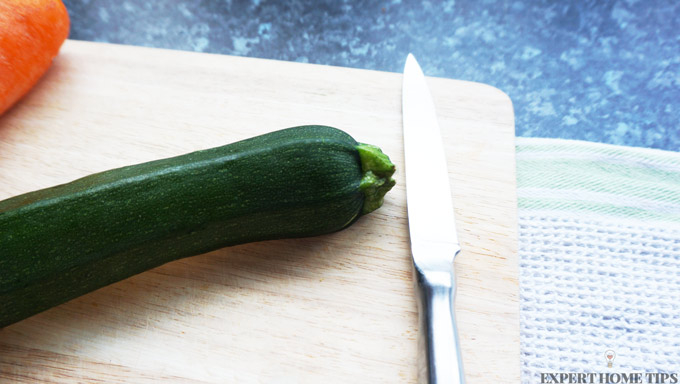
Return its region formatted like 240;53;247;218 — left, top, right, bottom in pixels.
0;40;518;383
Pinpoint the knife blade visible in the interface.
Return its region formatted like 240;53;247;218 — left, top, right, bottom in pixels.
402;54;465;384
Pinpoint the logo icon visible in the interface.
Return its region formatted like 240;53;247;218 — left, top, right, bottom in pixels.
604;350;616;368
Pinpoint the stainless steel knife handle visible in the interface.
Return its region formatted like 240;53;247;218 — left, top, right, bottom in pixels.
414;264;465;384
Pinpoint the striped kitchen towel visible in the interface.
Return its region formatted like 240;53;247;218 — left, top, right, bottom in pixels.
516;138;680;383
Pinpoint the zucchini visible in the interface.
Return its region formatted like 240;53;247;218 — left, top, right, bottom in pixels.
0;125;395;328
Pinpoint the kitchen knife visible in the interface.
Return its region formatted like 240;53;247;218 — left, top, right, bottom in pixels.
402;54;465;384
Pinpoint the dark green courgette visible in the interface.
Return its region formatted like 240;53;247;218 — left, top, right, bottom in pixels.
0;125;395;327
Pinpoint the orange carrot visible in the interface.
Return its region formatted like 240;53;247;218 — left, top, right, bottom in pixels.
0;0;69;116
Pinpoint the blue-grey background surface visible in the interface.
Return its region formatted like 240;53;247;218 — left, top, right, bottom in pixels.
61;0;679;151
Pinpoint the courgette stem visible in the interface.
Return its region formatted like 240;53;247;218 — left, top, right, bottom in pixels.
357;144;396;214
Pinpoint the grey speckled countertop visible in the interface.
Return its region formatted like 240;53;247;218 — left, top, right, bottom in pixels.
62;0;679;151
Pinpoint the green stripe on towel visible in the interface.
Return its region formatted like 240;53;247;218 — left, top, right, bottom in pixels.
516;138;680;223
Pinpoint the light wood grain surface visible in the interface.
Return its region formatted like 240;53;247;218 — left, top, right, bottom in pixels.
0;40;518;383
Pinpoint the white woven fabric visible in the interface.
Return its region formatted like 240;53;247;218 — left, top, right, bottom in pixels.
516;138;680;382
